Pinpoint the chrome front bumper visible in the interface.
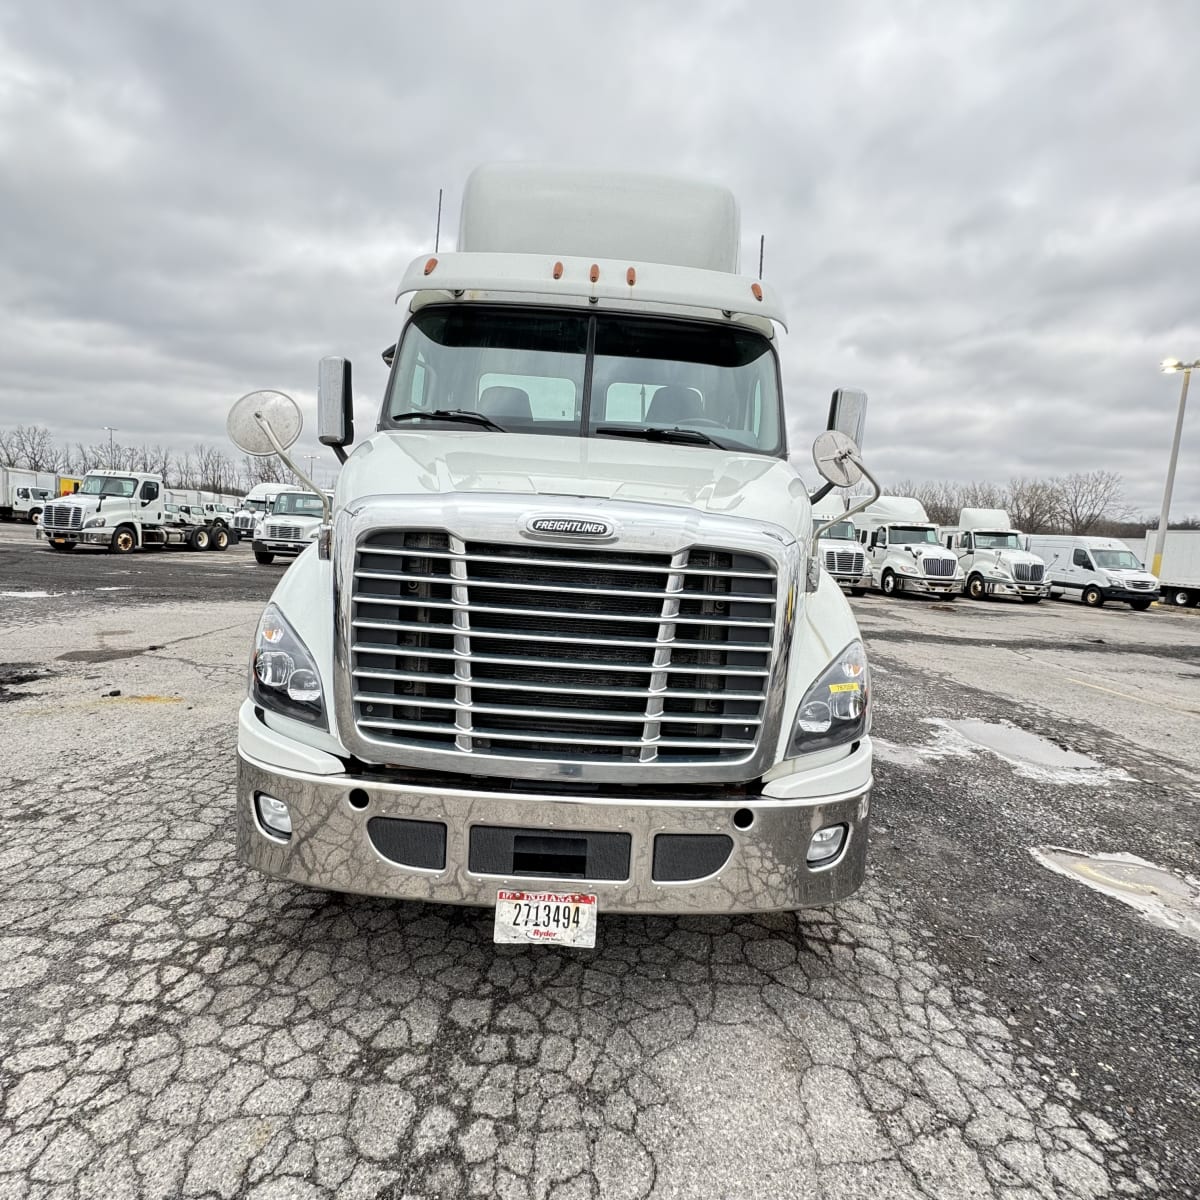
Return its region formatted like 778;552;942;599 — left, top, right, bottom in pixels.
237;753;871;914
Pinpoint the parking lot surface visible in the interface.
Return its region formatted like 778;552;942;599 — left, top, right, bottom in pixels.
1;528;1197;1199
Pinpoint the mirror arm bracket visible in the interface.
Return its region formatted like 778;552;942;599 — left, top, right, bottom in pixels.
331;445;348;465
806;457;882;593
253;413;332;524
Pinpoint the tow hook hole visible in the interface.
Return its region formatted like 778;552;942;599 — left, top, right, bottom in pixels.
348;788;370;811
732;808;755;831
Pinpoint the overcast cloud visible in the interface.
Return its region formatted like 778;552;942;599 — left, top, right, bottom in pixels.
1;1;1198;511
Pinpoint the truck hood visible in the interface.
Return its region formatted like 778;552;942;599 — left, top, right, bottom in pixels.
44;494;103;516
339;431;812;540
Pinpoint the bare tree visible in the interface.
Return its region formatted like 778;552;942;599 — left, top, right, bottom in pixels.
0;428;17;467
1006;476;1062;534
1054;470;1128;535
10;425;62;470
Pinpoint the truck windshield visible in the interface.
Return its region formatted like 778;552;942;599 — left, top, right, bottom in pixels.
1093;549;1141;570
80;476;136;498
974;532;1020;549
824;521;856;541
384;305;784;456
272;494;325;516
891;526;939;545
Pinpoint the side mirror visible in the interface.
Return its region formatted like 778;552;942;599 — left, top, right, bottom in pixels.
807;430;881;593
827;388;867;452
318;357;354;461
381;344;397;368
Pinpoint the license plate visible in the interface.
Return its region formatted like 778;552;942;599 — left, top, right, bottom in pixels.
493;890;597;947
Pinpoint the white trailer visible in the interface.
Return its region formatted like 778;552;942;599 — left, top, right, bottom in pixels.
857;496;961;598
1141;530;1200;607
38;471;235;553
0;467;59;523
228;162;879;936
942;508;1049;603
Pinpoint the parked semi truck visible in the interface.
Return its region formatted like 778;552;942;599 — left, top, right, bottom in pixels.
941;508;1049;603
1139;530;1200;608
0;467;58;523
812;493;867;595
229;164;879;946
856;497;961;598
1025;534;1160;609
252;490;334;564
38;471;235;553
232;482;304;540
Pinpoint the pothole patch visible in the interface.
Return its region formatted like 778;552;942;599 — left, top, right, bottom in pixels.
1031;847;1200;942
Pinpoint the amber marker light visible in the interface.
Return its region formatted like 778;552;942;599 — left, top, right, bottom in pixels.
751;283;763;301
553;261;564;279
590;264;600;283
626;267;637;286
423;257;438;276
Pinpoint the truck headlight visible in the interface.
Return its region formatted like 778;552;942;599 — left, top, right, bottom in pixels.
84;516;107;528
251;604;327;728
788;640;869;755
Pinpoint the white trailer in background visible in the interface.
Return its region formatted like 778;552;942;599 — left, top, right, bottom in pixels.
1141;530;1200;607
857;497;961;598
0;467;58;523
941;508;1049;603
812;493;867;595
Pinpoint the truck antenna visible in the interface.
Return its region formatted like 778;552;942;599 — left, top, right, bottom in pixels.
434;188;443;253
758;234;765;280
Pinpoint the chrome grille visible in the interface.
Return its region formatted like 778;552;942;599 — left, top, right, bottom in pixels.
1126;578;1154;591
922;557;956;578
234;515;256;531
350;532;778;765
42;504;83;531
1013;562;1044;583
824;549;865;576
265;523;303;540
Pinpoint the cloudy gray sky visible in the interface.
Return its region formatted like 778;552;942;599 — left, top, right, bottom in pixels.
2;1;1198;512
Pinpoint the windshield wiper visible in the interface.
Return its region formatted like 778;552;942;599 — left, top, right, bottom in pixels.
595;425;729;449
393;409;504;432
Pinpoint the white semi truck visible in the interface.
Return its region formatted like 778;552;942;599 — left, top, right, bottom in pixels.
941;508;1049;603
229;164;879;945
856;496;962;598
37;471;234;553
252;490;334;564
0;467;59;523
232;482;304;540
812;493;868;595
1140;530;1200;608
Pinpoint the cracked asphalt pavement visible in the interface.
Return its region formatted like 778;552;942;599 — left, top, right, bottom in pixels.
1;528;1197;1199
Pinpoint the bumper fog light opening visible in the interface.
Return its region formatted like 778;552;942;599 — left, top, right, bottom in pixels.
255;792;293;841
807;823;847;867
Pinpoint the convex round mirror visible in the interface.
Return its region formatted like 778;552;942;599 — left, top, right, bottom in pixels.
228;390;303;457
812;429;864;488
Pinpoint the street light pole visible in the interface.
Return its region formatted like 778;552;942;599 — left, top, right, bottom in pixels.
1153;359;1198;577
304;454;317;484
102;426;118;467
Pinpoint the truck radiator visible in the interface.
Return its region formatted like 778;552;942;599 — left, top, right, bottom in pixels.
1013;562;1044;583
824;549;865;575
42;505;83;531
264;523;304;540
921;557;957;578
350;531;777;764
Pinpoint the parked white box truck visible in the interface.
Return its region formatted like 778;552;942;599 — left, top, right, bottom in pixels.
232;482;304;539
942;508;1049;603
1139;530;1200;607
38;471;235;552
856;497;961;598
1025;534;1160;609
0;467;58;523
228;165;880;942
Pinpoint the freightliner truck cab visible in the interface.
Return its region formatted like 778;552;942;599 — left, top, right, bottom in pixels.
230;166;879;946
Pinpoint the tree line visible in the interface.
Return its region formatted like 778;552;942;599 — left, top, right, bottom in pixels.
886;471;1200;536
0;425;303;494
